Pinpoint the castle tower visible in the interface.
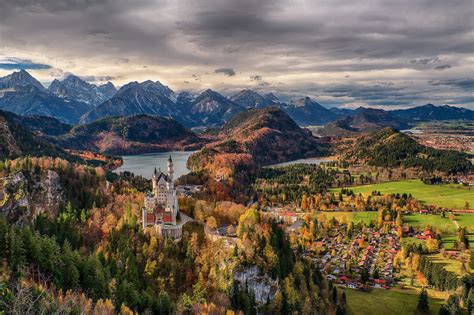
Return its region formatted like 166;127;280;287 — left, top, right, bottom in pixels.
152;167;158;197
167;156;174;182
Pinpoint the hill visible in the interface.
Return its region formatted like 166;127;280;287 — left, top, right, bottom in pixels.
342;127;472;173
392;104;474;121
320;107;409;136
12;115;72;136
187;107;329;177
0;110;70;159
58;114;205;155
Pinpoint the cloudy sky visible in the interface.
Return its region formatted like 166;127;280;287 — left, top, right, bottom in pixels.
0;0;473;108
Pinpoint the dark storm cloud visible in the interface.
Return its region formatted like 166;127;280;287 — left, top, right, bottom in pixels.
0;58;52;70
319;82;436;106
410;57;440;65
0;0;472;108
215;68;236;76
250;75;262;81
434;64;451;71
429;79;474;90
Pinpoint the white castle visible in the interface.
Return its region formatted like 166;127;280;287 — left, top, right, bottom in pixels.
142;156;182;239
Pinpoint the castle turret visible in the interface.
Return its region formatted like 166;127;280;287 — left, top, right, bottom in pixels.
152;167;158;196
167;156;174;183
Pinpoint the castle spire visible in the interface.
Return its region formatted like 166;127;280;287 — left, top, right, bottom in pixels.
167;155;174;182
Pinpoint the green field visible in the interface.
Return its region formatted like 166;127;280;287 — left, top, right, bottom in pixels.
455;213;474;232
403;213;458;234
335;180;474;209
345;287;444;315
317;211;378;225
426;253;473;275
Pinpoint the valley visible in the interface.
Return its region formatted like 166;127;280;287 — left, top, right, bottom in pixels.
0;69;473;314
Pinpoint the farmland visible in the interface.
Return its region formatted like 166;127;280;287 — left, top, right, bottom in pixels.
335;180;474;209
345;287;445;315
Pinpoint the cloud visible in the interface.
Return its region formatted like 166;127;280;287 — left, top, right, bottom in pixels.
214;67;236;76
429;79;474;90
250;75;262;81
434;64;451;70
80;75;115;82
0;57;52;70
0;0;472;108
409;57;440;65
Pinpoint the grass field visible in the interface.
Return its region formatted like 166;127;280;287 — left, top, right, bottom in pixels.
426;253;473;275
345;287;445;315
455;214;474;232
333;179;474;209
403;213;458;234
318;211;474;235
317;211;378;225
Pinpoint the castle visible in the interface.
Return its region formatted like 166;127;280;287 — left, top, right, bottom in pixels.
142;156;182;239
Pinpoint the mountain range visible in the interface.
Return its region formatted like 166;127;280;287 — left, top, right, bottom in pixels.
48;74;117;106
0;70;472;129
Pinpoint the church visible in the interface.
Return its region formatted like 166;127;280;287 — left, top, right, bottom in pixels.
142;156;182;239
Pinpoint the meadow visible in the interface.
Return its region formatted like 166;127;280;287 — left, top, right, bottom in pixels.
345;287;445;315
426;253;473;275
336;179;474;209
317;211;378;225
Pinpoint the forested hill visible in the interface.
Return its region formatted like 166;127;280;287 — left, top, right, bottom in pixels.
0;110;71;159
342;127;472;174
56;114;205;155
188;107;329;177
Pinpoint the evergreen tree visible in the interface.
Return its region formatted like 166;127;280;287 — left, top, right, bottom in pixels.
445;295;461;315
416;288;429;315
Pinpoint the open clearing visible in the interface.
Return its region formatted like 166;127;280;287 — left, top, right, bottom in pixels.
317;211;378;225
334;180;474;209
345;287;445;315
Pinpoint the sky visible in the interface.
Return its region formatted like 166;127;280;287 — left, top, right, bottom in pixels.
0;0;473;109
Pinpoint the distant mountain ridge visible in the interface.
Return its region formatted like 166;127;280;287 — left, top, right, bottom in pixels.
79;81;178;124
0;84;94;124
320;107;409;136
0;69;45;90
48;74;117;106
1;70;472;129
391;104;474;121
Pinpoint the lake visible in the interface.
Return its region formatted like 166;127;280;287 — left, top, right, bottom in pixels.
266;156;335;168
114;151;198;179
